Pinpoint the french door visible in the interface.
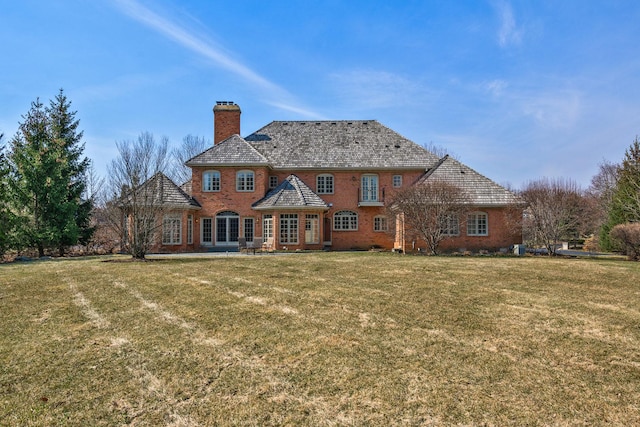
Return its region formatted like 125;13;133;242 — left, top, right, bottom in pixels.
216;211;239;245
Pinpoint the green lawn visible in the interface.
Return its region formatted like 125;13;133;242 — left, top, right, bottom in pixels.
1;253;639;425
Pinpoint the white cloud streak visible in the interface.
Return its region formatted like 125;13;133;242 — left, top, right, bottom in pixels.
110;0;321;118
494;0;523;48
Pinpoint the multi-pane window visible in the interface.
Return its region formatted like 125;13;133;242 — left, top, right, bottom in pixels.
202;218;212;244
393;175;402;188
374;216;388;232
162;215;181;245
280;213;298;244
361;175;378;202
187;215;193;244
467;212;488;236
269;176;278;189
334;211;358;231
317;174;334;194
236;170;254;192
441;215;459;236
305;214;319;244
244;218;254;242
203;171;220;192
263;214;273;240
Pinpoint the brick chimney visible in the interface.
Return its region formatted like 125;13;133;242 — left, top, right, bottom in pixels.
213;101;241;145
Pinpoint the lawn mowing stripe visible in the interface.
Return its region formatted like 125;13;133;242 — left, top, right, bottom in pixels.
62;275;199;425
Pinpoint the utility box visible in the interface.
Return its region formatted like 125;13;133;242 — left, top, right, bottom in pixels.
513;244;526;256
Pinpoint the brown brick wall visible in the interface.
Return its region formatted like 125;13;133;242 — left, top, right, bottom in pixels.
213;104;241;144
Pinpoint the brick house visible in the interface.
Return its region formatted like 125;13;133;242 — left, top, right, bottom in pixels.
150;101;522;253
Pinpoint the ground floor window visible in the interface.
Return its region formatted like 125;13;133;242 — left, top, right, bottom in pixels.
187;215;193;244
334;210;358;231
280;213;298;244
202;218;212;244
244;217;254;242
374;216;388;232
467;212;488;236
305;214;319;244
441;215;459;236
162;215;181;245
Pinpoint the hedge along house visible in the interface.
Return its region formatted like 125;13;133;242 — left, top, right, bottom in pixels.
148;101;522;253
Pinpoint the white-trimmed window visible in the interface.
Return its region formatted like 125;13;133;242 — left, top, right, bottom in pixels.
441;215;459;236
317;174;334;194
187;214;193;244
393;175;402;188
361;174;379;202
467;212;488;236
334;210;358;231
263;214;273;240
305;214;319;244
244;217;254;242
280;213;298;244
374;216;388;232
269;176;278;189
203;170;220;192
162;215;181;245
236;170;254;192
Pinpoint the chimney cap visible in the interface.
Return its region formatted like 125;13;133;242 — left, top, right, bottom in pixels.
213;101;241;112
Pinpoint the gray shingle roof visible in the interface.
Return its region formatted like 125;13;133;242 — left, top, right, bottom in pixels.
418;155;522;206
134;173;201;209
241;120;439;170
252;175;329;210
186;134;270;166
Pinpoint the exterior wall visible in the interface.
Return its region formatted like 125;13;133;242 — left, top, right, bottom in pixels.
403;207;523;253
151;209;199;254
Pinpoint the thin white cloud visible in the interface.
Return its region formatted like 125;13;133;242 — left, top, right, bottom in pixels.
520;90;582;130
493;0;523;48
328;70;432;110
110;0;321;118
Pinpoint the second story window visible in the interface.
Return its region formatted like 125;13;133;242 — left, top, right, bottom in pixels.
393;175;402;188
317;174;334;194
269;176;278;189
203;170;220;192
361;175;378;202
236;170;254;192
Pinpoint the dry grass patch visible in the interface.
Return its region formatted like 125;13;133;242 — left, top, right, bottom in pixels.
1;253;639;425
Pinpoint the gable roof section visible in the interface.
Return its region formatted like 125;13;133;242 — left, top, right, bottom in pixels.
252;175;329;211
418;155;521;206
132;173;201;209
186;134;270;167
244;120;439;170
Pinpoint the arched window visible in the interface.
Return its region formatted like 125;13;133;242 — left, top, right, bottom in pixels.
334;210;358;231
316;174;334;194
236;170;254;192
202;170;220;192
467;212;488;236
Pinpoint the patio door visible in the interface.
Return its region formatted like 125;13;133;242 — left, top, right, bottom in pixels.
216;211;239;246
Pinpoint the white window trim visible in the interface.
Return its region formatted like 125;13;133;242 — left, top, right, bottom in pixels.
392;175;402;188
187;214;193;244
162;215;182;245
280;213;299;244
236;170;255;192
316;174;334;194
441;214;460;236
374;215;388;232
361;174;379;202
202;170;220;192
467;212;488;236
334;210;358;231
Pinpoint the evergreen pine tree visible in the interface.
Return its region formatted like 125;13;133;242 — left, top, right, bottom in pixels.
0;133;16;256
7;91;94;257
601;137;640;250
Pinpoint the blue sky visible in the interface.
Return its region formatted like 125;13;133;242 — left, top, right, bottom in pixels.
2;0;640;188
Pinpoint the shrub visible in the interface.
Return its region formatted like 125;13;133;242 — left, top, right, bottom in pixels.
610;223;640;261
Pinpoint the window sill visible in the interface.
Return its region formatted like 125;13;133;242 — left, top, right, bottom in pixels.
358;201;384;207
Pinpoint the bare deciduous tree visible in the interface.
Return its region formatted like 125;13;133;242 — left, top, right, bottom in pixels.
610;222;640;261
170;134;209;186
389;181;470;255
520;178;583;255
106;132;170;259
